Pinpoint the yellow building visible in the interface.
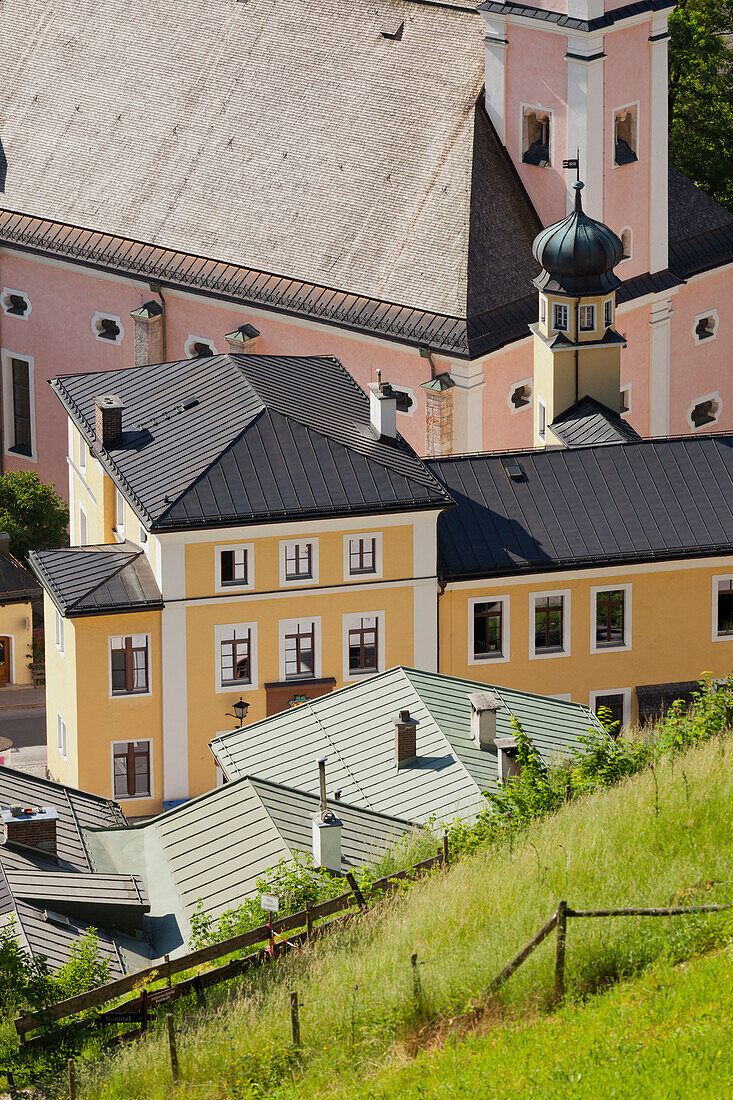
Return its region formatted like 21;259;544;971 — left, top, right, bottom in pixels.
29;354;450;814
0;533;38;688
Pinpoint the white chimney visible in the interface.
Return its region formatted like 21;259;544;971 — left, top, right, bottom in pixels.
468;691;501;750
312;757;342;873
495;737;521;784
369;376;398;439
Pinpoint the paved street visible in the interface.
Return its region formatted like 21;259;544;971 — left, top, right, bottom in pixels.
0;686;47;776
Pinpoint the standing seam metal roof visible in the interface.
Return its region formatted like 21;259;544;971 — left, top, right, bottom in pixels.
27;543;162;617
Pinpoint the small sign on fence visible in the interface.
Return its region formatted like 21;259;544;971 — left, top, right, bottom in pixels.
98;1010;142;1025
260;893;279;913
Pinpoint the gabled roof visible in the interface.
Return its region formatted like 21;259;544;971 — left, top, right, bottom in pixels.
550;396;642;448
88;776;416;934
28;543;162;617
0;552;40;603
50;354;452;530
210;667;602;826
429;433;733;580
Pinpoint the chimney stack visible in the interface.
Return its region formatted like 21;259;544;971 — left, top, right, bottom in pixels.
468;691;501;750
130;300;164;366
2;805;58;857
394;709;418;768
312;757;342;873
369;375;398;440
94;395;125;450
495;738;521;784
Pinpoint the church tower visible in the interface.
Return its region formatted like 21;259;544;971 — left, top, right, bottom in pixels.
530;180;626;446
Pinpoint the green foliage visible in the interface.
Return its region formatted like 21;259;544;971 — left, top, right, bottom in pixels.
0;470;68;561
0;920;110;1012
669;0;733;209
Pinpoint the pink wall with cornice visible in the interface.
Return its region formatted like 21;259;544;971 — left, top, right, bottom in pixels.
668;269;733;436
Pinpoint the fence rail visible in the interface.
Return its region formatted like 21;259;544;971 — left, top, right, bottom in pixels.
16;844;449;1046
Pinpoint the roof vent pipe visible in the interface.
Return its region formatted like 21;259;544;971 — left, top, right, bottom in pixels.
468;691;501;750
369;372;398;440
394;709;418;768
312;757;342;873
94;394;125;450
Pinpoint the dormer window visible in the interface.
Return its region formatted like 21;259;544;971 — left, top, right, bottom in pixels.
614;105;638;166
1;289;31;318
579;304;595;331
604;299;614;327
553;303;568;331
92;312;124;345
522;107;551;167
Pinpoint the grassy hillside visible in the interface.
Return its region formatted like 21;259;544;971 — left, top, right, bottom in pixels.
68;730;732;1099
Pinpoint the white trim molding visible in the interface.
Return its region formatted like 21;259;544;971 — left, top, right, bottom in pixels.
692;308;719;346
529;589;571;660
648;295;673;436
214;543;255;593
1;348;38;463
687;391;722;433
215;621;259;693
343;531;383;581
184;334;217;358
589;688;632;730
279;538;319;588
467;594;511;665
1;287;32;320
342;610;385;681
91;310;124;346
712;574;733;641
590;583;632;654
508;378;533;415
278;616;322;682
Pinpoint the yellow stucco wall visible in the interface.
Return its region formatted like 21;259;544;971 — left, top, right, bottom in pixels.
439;560;733;723
44;591;78;785
0;600;33;686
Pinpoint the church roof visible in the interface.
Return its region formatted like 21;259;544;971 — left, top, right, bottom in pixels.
533;183;624;296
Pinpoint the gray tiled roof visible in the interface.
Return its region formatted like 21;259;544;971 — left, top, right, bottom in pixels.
50;354;452;530
550;397;642;448
0;553;40;602
430;433;733;580
211;667;602;826
28;543;162;618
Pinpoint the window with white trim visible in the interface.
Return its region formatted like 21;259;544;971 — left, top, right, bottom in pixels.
112;740;151;799
604;299;614;327
219;626;252;687
509;381;532;412
110;635;150;695
279;618;320;680
184;335;217;358
78;506;88;547
343;612;383;677
472;600;504;659
54;610;65;656
553;303;568;331
92;312;123;345
620;229;632;262
57;714;67;759
614;105;638;165
592;587;629;649
522;107;551;166
537;398;547;442
591;692;628;736
349;537;376;574
540;297;547;325
115;489;125;533
221;547;248;586
693;311;718;345
280;540;318;585
579;304;595;331
689;394;721;430
1;289;31;319
78;434;87;477
530;591;570;658
715;578;733;637
2;353;35;458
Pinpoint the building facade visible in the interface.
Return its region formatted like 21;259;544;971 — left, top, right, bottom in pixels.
2;0;733;500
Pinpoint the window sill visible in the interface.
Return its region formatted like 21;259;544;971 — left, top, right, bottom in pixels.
111;690;152;699
221;680;253;690
347;667;379;677
472;651;505;661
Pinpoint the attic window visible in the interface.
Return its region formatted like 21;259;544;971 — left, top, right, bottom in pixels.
689;395;721;430
693;312;718;344
614;105;638;166
510;382;532;411
503;460;523;481
1;289;31;318
380;19;404;39
92;312;123;345
522;107;551;167
620;228;632;261
184;335;217;358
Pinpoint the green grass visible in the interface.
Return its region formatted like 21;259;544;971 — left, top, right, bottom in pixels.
63;733;732;1099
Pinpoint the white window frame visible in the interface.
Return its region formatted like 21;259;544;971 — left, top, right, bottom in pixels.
537;398;547;442
91;310;124;346
712;574;733;641
1;349;37;463
279;539;319;587
553;303;569;332
115;489;125;536
342;610;385;681
57;713;67;760
687;391;722;432
215;622;259;693
539;296;547;325
520;103;554;168
110;738;153;801
529;589;571;660
604;298;614;327
620;384;631;415
692;309;719;346
467;594;510;665
589;688;632;730
343;532;383;581
590;583;632;654
393;384;416;417
108;633;152;699
54;609;65;657
278;616;322;681
578;303;596;332
78;431;87;478
1;288;32;320
215;543;255;592
78;504;88;547
184;334;217;358
508;378;533;415
611;101;640;168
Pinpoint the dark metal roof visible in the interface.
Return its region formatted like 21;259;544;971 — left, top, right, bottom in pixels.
533;183;624;296
550;396;643;448
49;354;452;531
0;552;40;603
28;543;162;618
429;433;733;580
477;0;676;33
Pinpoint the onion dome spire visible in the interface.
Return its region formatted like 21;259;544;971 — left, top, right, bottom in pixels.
532;182;624;296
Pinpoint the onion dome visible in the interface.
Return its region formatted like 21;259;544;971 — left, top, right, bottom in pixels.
532;182;624;296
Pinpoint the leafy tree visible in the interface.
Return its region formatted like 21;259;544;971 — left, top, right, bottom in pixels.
0;470;68;561
669;0;733;210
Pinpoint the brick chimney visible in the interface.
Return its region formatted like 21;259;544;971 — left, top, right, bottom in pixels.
468;691;501;750
369;375;398;439
394;709;418;768
94;394;125;450
2;805;58;856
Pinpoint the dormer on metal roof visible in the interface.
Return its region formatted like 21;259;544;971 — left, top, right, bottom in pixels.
532;182;624;297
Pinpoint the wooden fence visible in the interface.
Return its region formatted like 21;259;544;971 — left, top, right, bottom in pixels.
15;842;450;1049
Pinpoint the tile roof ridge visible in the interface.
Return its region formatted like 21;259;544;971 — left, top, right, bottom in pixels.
244;774;417;826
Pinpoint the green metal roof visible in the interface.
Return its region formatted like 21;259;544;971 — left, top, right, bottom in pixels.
211;667;602;827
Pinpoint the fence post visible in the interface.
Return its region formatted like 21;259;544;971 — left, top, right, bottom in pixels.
410;952;424;1018
140;988;149;1033
442;833;450;868
193;975;207;1009
290;990;301;1049
6;1070;18;1100
551;899;568;1006
346;871;366;910
67;1059;77;1100
305;900;314;942
166;1013;179;1083
165;953;171;988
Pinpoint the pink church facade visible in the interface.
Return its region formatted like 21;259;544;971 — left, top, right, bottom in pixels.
1;0;732;508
